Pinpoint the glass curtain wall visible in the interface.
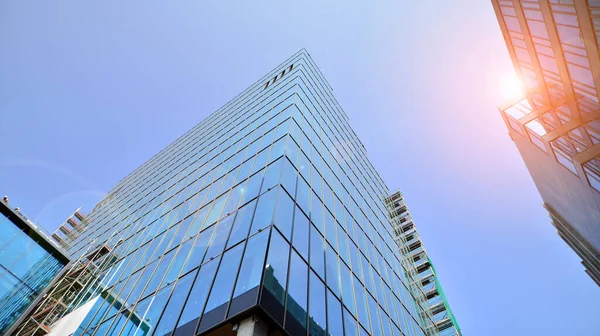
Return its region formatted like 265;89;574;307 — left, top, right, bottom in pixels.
69;50;428;336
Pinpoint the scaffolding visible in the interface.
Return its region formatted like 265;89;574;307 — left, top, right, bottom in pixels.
386;190;462;336
51;209;90;250
14;226;122;336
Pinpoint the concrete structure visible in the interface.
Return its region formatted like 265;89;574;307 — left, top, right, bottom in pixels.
492;0;600;285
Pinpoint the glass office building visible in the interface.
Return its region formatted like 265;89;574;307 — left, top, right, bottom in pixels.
21;50;432;336
492;0;600;286
0;197;69;335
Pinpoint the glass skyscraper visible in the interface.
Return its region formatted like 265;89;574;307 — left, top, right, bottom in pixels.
492;0;600;286
0;197;69;335
16;50;434;336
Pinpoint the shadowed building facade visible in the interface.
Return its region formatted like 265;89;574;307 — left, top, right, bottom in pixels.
15;50;439;336
492;0;600;286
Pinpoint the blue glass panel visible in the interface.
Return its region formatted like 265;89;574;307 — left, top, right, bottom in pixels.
204;215;234;260
326;290;344;336
153;271;195;335
309;225;325;279
177;257;219;329
232;230;269;298
292;206;309;260
308;272;327;336
227;199;257;249
203;242;244;319
273;188;295;240
250;188;277;235
280;156;298;197
343;308;359;336
285;251;308;333
325;246;341;297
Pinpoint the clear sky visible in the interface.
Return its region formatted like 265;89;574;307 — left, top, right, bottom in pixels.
1;1;599;335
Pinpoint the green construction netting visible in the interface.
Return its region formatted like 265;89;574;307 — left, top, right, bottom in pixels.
428;257;461;334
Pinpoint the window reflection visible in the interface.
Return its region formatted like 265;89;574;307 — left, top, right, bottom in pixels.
285;251;308;336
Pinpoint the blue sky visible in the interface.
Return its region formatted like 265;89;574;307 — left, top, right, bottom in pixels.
1;1;599;335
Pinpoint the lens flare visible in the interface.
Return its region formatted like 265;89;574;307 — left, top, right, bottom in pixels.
500;71;525;102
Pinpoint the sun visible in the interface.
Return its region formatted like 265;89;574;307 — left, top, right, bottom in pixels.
500;71;525;102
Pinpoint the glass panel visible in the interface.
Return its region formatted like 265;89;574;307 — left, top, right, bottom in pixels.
310;225;326;279
261;230;290;322
182;228;212;274
232;230;269;298
153;271;195;335
176;257;219;329
326;290;344;336
204;215;234;259
308;272;327;336
274;188;295;240
343;308;359;336
250;187;277;235
325;247;341;297
204;243;244;314
292;206;310;260
285;251;308;334
227;199;257;248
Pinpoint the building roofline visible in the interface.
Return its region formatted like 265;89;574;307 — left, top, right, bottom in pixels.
0;199;70;264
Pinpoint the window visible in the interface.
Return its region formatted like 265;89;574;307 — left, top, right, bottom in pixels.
274;188;295;239
177;257;219;330
201;243;244;328
310;225;326;279
227;199;257;248
153;271;195;335
261;230;290;324
326;290;344;336
285;251;309;335
229;230;269;315
250;187;277;235
292;207;310;260
308;272;327;336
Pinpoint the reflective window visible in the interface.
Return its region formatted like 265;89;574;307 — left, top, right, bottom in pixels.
154;271;195;335
182;227;212;274
309;225;326;279
203;242;244;324
280;156;298;196
274;188;295;240
326;290;344;336
136;283;173;334
285;251;308;334
308;272;327;336
325;246;341;297
227;199;257;248
177;257;219;329
250;188;277;234
344;308;359;336
204;215;234;259
261;230;290;324
292;207;310;260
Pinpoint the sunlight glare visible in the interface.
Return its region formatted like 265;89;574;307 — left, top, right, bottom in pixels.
500;71;525;102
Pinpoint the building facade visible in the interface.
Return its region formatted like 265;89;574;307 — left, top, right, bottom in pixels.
0;197;69;335
387;191;461;336
16;50;437;336
491;0;600;285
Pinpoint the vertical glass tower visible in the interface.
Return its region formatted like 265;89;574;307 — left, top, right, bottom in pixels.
21;50;432;336
0;198;69;335
492;0;600;286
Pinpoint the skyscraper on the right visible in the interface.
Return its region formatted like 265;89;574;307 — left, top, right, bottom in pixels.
491;0;600;286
